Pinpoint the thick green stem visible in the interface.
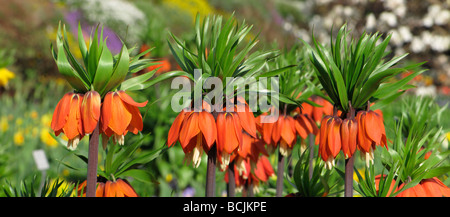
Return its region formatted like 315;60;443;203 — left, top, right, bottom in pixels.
86;123;100;197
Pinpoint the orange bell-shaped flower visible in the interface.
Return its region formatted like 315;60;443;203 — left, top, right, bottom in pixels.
356;109;387;166
167;101;217;168
216;111;243;170
101;90;148;146
340;118;358;159
396;177;450;197
294;113;319;140
80;91;101;134
318;115;342;169
51;92;84;150
77;179;138;197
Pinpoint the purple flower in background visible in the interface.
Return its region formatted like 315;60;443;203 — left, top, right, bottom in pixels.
182;186;195;197
64;10;123;54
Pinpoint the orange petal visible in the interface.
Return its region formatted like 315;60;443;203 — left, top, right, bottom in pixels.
236;104;257;138
81;91;101;134
63;94;83;139
124;102;144;134
96;182;105;197
117;179;138;197
365;110;382;145
109;92;132;135
272;116;284;144
340;119;351;158
222;114;239;153
318;116;331;161
261;116;275;145
349;119;358;157
357;111;371;153
179;112;200;149
198;111;217;149
422;178;443;197
117;90;148;107
101;92;113;133
295;116;309;139
281;116;296;146
327;117;342;157
51;92;73;132
104;181;115;197
216;113;226;152
167;110;186;147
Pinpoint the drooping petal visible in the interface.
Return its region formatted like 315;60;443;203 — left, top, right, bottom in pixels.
261;115;275;145
124;102;144;134
198;111;217;149
236;104;257;138
365;110;382;145
281;116;296;146
224;113;240;154
357;111;372;153
341;119;351;159
327;117;342;157
63;94;83;140
81;91;101;134
179;112;200;149
216;113;226;152
101;92;113;133
51;92;73;132
167;110;187;147
116;179;138;197
96;182;105;197
109;92;132;135
421;178;442;197
349;119;358;157
272;116;284;144
117;90;148;107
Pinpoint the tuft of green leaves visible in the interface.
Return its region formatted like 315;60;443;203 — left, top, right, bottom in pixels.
302;24;425;112
51;22;181;97
168;13;293;103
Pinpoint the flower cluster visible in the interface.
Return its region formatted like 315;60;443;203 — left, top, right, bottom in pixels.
318;107;386;169
51;90;147;150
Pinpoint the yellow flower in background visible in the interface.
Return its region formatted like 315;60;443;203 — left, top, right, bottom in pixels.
14;131;24;146
15;117;23;126
0;68;15;87
41;113;52;128
164;0;215;21
62;169;70;177
446;132;450;141
0;117;8;132
353;168;365;183
30;110;39;120
165;173;173;183
41;128;58;147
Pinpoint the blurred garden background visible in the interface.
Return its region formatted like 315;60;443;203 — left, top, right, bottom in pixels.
0;0;449;197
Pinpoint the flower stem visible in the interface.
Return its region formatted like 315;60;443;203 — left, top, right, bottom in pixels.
344;101;355;197
86;123;100;197
276;149;285;197
344;156;355;197
227;161;235;197
205;144;217;197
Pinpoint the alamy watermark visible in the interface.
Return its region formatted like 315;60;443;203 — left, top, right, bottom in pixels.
170;69;279;123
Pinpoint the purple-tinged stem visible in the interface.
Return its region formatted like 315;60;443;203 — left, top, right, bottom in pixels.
276;150;285;197
205;144;217;197
86;123;100;197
